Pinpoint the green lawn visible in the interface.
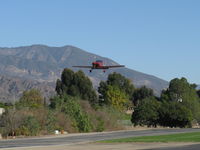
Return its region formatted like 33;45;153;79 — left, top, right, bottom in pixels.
100;132;200;143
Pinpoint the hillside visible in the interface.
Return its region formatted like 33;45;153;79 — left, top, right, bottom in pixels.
0;45;168;102
0;75;55;103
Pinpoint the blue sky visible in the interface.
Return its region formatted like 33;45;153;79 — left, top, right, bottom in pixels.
0;0;199;84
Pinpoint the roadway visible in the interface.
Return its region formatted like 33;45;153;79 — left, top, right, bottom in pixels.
0;128;200;149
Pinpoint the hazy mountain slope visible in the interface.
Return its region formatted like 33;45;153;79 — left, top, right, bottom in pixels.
0;75;55;103
0;45;168;102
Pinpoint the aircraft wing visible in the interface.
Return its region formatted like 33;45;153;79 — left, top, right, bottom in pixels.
106;65;125;68
72;66;92;68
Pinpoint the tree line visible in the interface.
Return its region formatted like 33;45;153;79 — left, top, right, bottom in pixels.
132;77;200;128
51;69;200;128
1;68;200;137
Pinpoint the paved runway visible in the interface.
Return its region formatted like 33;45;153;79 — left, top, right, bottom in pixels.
0;128;200;149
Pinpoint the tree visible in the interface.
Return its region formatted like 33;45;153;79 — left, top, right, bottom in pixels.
161;77;198;102
160;77;200;122
158;101;192;128
55;69;98;104
105;85;129;111
55;79;63;96
49;95;66;110
107;72;135;97
131;97;160;127
132;86;154;106
98;72;134;105
98;81;109;105
17;89;44;109
197;90;200;98
56;69;75;96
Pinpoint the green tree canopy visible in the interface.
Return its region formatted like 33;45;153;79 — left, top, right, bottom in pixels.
55;69;98;104
107;72;134;97
17;89;44;108
105;85;129;111
161;77;198;102
161;77;200;122
131;77;198;128
98;72;134;105
197;90;200;98
131;97;160;127
158;101;193;128
132;86;154;106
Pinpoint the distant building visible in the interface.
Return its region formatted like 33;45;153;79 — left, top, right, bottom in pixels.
0;108;5;116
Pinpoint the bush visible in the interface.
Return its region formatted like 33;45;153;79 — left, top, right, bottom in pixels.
20;116;40;136
95;117;105;132
45;110;57;133
97;106;124;131
50;95;93;132
0;108;26;137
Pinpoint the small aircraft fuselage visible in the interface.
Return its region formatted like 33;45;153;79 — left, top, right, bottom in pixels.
73;60;125;73
92;60;105;69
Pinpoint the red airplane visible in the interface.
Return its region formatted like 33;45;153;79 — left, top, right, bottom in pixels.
73;60;125;72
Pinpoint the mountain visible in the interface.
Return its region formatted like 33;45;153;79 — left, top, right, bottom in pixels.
0;45;168;102
0;75;55;103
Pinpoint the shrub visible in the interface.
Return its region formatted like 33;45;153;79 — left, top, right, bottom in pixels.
62;98;93;132
16;89;44;109
20;116;40;136
0;108;26;137
95;117;105;132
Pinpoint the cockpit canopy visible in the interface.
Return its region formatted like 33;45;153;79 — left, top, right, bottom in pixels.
96;60;103;63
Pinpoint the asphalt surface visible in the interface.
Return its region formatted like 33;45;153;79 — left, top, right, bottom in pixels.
0;128;200;149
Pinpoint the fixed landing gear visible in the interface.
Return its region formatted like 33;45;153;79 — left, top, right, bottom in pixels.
89;69;106;73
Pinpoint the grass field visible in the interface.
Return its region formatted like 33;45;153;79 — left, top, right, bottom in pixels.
100;132;200;143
